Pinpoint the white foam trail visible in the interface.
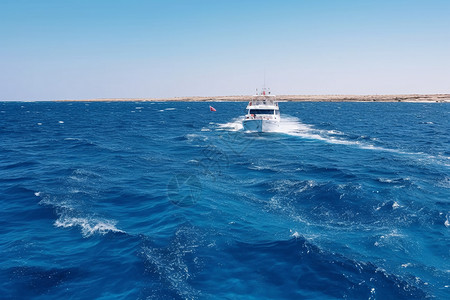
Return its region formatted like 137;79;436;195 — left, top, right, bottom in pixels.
217;115;346;142
216;116;450;165
275;117;450;164
219;115;362;146
266;116;371;147
216;116;244;131
54;216;124;237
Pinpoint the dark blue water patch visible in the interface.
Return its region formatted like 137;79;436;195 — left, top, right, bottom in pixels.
266;180;375;225
1;192;55;223
2;266;80;299
194;237;429;299
0;160;40;171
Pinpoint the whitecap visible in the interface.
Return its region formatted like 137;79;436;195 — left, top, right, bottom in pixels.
378;178;394;183
58;121;64;124
186;133;208;142
54;216;124;237
290;230;300;238
401;263;412;268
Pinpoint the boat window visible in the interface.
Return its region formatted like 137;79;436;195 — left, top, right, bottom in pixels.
249;109;275;115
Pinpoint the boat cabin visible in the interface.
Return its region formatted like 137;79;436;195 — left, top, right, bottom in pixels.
248;109;280;115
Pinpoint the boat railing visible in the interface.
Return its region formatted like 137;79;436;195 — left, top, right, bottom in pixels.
248;99;278;107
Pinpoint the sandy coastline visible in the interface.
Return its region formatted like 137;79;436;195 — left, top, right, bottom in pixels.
54;94;450;103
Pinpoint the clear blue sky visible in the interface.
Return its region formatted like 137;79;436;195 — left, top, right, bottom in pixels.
1;0;449;100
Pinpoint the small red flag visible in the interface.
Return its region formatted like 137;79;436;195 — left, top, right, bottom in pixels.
209;106;216;112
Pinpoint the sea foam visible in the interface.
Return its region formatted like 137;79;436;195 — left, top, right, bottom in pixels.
54;216;124;237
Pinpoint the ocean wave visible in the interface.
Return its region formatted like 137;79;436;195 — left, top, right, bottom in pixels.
265;178;437;232
54;216;124;237
39;192;124;237
2;101;447;298
35;167;124;238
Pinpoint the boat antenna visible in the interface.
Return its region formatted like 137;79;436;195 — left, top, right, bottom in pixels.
263;69;266;90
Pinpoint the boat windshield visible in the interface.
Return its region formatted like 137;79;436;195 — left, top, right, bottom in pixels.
249;109;275;115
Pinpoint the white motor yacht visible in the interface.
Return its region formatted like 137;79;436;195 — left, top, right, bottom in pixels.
242;88;280;132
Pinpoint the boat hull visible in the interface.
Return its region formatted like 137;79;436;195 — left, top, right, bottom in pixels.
243;119;280;132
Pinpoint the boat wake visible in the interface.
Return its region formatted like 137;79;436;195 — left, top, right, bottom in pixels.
216;116;450;165
216;115;374;147
215;116;244;131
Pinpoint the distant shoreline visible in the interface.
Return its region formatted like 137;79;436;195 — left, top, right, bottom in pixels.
3;94;449;103
55;94;450;103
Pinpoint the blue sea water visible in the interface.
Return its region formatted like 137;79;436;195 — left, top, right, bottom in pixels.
0;101;449;299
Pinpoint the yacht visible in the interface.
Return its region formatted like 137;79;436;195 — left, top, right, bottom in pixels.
242;88;280;132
